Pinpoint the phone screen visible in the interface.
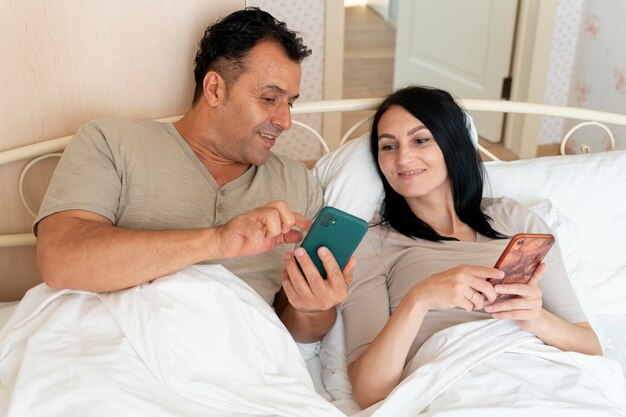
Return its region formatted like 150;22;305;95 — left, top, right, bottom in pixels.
299;206;368;279
489;233;555;299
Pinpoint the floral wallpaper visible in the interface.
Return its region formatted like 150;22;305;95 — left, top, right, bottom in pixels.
538;0;583;147
541;0;626;153
564;0;626;153
248;0;326;161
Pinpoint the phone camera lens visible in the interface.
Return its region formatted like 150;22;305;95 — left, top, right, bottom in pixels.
321;220;329;227
324;213;333;220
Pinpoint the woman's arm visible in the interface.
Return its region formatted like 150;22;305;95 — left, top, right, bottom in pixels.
486;263;602;355
347;288;428;409
526;314;600;355
347;265;502;409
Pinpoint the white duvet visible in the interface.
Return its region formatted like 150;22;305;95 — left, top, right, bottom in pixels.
0;265;343;417
351;319;626;417
1;266;624;417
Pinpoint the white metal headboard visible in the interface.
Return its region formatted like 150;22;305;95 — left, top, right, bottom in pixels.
2;98;626;249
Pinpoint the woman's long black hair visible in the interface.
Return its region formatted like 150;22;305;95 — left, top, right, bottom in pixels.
370;86;506;241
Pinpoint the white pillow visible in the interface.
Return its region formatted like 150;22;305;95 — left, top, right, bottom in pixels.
483;151;626;273
580;261;626;316
483;150;626;318
527;200;606;346
313;133;382;221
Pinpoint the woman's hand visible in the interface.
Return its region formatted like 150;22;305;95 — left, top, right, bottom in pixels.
485;263;601;354
485;263;545;330
409;265;502;312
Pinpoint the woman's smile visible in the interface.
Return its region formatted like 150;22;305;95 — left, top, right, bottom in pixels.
398;168;426;178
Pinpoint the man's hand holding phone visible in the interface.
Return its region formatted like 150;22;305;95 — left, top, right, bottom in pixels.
282;245;356;312
281;207;367;312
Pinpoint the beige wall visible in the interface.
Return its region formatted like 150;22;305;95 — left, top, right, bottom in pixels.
0;1;244;300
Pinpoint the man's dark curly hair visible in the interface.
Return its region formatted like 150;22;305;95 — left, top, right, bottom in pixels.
192;7;312;104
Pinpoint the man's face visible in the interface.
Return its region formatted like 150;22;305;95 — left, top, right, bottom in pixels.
212;41;302;166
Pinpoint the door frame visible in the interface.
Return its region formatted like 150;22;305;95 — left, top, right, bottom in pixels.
505;0;558;158
323;0;345;151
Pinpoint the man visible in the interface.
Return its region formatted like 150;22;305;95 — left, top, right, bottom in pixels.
34;7;352;343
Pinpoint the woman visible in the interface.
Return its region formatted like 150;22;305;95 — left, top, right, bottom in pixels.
341;86;601;409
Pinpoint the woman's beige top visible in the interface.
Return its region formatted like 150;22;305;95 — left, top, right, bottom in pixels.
341;197;587;364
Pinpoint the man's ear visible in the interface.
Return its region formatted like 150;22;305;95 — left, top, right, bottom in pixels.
202;71;224;107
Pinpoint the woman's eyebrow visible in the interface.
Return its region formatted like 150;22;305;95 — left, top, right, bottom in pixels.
378;125;427;140
407;125;427;135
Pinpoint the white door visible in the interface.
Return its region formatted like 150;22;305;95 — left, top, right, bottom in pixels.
394;0;518;142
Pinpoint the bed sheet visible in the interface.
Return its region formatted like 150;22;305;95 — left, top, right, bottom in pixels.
0;266;343;417
345;320;625;417
1;296;337;405
317;314;626;383
3;289;625;416
599;315;626;373
0;303;17;330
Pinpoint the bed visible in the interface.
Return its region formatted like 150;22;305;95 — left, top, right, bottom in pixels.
1;99;626;416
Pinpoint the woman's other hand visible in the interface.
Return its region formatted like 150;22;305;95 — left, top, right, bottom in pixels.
485;263;545;330
485;263;601;354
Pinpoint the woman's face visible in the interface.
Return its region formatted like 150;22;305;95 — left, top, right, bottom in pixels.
377;105;449;200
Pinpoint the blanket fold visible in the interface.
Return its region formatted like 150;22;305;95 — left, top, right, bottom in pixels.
2;267;624;417
0;265;343;417
356;319;625;417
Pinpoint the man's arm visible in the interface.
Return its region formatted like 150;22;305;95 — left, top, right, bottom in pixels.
37;210;219;292
275;246;355;343
37;201;310;292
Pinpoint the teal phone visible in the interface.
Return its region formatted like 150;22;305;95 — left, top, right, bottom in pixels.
299;206;368;279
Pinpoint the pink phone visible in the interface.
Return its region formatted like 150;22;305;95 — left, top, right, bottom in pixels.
489;233;555;300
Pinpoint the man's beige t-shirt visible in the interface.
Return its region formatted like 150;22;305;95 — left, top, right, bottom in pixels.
34;118;324;304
